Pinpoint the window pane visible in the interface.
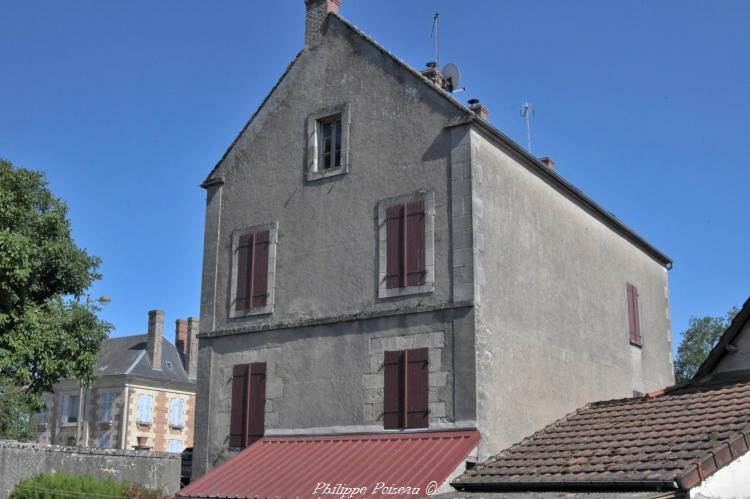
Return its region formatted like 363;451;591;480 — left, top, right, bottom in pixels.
322;122;332;169
168;439;182;453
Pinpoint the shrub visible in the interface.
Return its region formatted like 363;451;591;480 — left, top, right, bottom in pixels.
10;472;162;498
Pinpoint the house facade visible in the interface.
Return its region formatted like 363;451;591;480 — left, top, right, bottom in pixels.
37;311;198;453
190;0;674;487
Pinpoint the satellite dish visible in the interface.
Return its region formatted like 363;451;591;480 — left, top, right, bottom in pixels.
442;63;461;92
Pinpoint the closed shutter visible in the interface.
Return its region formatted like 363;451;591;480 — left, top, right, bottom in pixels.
229;364;249;447
247;363;267;445
405;200;426;287
235;235;253;312
385;206;404;289
251;231;270;308
627;284;642;345
405;348;429;428
383;350;405;429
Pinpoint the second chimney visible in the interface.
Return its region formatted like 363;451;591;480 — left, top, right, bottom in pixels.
304;0;340;47
175;319;188;354
468;99;490;120
147;310;164;370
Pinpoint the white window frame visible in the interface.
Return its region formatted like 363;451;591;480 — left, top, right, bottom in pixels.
168;439;183;453
169;398;185;428
305;103;351;181
228;221;278;319
99;391;115;423
377;190;436;299
136;394;153;425
60;393;80;425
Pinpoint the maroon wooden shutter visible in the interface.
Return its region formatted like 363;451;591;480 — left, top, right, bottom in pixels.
627;284;642;345
385;206;404;289
246;362;266;445
383;350;405;429
235;235;253;311
406;348;429;428
405;200;426;287
251;231;270;308
229;364;249;447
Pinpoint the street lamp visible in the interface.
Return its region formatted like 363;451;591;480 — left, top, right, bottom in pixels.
76;294;111;447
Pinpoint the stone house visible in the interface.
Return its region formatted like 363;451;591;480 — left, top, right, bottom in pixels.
188;0;674;492
37;310;198;453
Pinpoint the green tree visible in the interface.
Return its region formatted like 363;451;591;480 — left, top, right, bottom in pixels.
674;306;739;383
0;159;111;423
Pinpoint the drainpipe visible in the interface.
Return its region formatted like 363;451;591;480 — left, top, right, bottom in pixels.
75;384;84;446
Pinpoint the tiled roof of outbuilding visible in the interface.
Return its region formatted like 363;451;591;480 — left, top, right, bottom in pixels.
453;379;750;492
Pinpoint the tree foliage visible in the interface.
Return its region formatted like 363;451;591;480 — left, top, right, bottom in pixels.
0;159;111;414
674;306;739;383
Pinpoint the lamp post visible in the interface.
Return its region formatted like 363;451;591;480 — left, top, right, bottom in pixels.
75;294;111;447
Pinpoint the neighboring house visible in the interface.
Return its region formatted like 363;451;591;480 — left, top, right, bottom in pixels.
37;311;198;453
450;296;750;498
186;0;674;494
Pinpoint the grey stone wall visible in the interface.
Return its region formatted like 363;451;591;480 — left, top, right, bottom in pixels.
0;441;181;498
468;127;674;459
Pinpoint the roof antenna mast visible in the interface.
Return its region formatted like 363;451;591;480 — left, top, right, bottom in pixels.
521;102;534;152
431;12;440;69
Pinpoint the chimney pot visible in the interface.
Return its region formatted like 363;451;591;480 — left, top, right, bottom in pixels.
304;0;340;47
147;310;164;370
468;99;490;120
540;156;556;169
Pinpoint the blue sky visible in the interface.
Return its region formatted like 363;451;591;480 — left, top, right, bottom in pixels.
1;1;748;351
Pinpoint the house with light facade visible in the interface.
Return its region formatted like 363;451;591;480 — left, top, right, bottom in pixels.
37;310;198;453
183;1;675;495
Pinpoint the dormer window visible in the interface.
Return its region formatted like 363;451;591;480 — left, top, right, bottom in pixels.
306;104;350;181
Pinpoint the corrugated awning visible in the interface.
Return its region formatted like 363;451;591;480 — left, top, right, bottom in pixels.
178;430;480;498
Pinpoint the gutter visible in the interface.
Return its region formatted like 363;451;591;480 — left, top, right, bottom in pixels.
451;479;681;493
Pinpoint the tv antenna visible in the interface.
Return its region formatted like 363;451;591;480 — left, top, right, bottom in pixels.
521;102;534;152
431;12;440;69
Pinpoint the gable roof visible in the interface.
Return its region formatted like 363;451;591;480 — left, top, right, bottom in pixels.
452;378;750;493
202;11;671;268
96;334;194;386
692;296;750;381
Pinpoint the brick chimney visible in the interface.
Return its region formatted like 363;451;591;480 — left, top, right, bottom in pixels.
540;156;556;169
305;0;340;47
175;319;188;354
186;317;199;379
147;310;164;370
468;99;489;120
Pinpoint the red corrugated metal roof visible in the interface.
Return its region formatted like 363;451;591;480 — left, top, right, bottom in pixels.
178;430;480;498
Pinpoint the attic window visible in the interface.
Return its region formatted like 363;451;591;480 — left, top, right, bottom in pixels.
165;361;173;370
306;104;350;181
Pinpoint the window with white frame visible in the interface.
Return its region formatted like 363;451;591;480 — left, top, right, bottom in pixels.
136;394;153;424
305;103;351;181
60;393;80;424
169;398;185;428
168;439;183;453
99;392;115;422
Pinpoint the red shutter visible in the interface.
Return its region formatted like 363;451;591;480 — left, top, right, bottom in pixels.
246;362;266;445
385;205;404;289
229;364;249;447
405;200;426;287
627;284;642;345
235;235;253;311
383;350;405;429
251;231;270;308
406;348;429;428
